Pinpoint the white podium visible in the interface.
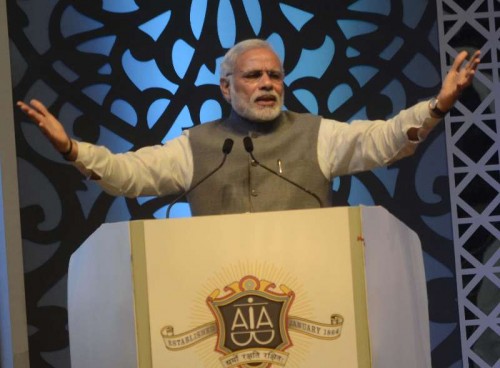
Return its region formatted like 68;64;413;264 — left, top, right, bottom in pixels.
68;206;430;368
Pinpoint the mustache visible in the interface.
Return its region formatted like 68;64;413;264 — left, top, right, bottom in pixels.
252;91;280;102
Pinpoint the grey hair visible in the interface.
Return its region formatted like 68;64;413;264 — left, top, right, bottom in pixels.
220;39;282;78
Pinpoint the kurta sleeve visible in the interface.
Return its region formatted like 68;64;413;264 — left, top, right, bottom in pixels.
318;100;441;179
72;133;193;197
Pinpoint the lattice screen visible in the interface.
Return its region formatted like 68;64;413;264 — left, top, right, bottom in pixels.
437;0;500;366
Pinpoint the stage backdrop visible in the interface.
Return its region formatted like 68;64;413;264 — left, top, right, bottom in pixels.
7;0;463;367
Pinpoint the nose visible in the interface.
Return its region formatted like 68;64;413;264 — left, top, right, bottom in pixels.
258;72;273;90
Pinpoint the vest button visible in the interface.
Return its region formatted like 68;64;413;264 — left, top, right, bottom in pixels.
251;189;258;196
251;160;258;167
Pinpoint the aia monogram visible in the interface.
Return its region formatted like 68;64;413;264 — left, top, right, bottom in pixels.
207;275;293;367
228;296;278;347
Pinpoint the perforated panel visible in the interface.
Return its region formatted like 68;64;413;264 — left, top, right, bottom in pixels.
437;1;500;366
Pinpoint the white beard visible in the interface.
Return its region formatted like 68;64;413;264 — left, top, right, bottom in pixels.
230;88;284;122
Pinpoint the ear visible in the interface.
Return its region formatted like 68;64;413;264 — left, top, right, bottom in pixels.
220;78;231;102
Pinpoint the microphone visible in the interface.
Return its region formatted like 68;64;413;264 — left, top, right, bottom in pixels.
243;136;323;208
166;138;234;218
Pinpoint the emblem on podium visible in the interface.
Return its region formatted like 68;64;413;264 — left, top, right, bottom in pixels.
207;275;294;367
161;275;344;367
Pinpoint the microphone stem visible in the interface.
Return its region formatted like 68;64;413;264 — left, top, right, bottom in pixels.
249;153;324;208
166;154;228;218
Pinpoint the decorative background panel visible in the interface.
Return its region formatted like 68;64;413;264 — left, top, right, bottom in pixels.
437;0;500;367
7;0;463;366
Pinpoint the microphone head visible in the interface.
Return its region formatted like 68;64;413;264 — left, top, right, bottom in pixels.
222;138;234;154
243;136;254;153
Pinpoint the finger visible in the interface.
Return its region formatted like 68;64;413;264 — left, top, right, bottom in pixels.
17;101;44;123
17;100;40;116
451;50;469;72
467;52;479;64
465;50;481;70
17;101;37;115
30;99;50;116
17;101;34;112
469;53;481;71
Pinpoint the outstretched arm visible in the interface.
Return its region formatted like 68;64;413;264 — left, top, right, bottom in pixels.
406;49;481;141
17;98;192;197
17;99;78;160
